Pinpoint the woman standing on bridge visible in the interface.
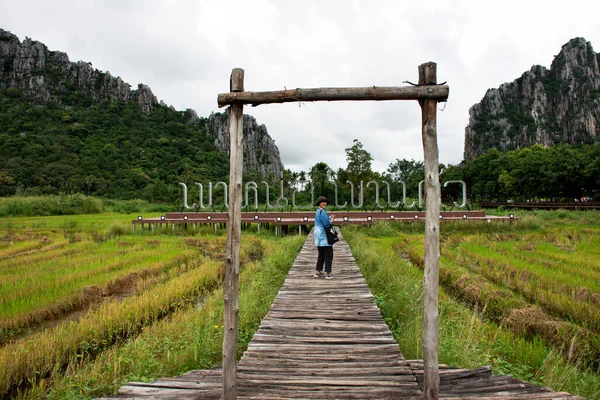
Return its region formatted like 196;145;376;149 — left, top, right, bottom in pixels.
313;196;334;279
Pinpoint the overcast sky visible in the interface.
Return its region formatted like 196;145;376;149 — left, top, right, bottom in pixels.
2;0;600;174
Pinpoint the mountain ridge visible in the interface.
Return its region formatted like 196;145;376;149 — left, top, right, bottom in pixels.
464;37;600;161
0;29;159;112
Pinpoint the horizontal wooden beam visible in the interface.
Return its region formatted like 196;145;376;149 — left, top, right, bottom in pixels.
217;85;449;107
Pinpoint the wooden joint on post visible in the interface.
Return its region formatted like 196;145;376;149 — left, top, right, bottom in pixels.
418;62;438;111
419;62;437;85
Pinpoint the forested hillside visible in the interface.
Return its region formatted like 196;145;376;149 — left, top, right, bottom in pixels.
0;88;229;200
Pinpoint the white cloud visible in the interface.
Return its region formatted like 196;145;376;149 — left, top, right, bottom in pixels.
2;0;599;174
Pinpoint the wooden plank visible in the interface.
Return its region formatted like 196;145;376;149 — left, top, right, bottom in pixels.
242;352;405;362
217;85;449;107
236;386;421;398
120;381;222;390
238;360;412;368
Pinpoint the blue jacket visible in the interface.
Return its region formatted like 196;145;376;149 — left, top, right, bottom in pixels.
314;207;332;247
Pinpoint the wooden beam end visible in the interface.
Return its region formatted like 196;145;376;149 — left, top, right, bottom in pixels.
230;69;245;92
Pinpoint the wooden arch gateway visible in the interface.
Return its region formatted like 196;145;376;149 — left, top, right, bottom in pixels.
219;63;449;400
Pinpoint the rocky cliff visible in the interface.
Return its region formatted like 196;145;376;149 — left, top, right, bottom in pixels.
0;29;158;112
464;38;600;161
203;112;284;178
0;28;284;178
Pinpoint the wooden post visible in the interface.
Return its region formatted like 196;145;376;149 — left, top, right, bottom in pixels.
419;62;441;400
223;68;244;400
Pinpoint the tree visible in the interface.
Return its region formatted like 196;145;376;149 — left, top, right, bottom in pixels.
546;144;584;200
345;139;373;183
309;162;333;198
385;158;424;198
298;170;307;182
282;168;297;192
335;168;349;186
582;143;600;199
386;159;423;182
462;148;506;200
442;142;600;202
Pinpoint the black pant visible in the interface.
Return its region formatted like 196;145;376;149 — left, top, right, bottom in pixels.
316;246;333;273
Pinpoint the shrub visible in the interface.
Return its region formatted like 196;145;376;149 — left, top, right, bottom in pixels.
0;195;103;217
106;221;131;238
243;239;265;263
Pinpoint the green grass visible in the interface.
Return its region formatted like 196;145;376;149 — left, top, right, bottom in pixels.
0;212;304;399
0;195;103;217
1;257;222;398
35;235;303;399
401;225;600;366
3;208;600;399
0;195;183;217
343;213;600;400
0;231;203;336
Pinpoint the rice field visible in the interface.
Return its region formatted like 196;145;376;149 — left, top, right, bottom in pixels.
0;217;210;342
2;210;600;399
0;213;304;399
396;226;600;365
344;211;600;399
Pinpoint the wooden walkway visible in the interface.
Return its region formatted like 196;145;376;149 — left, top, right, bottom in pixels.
100;233;584;399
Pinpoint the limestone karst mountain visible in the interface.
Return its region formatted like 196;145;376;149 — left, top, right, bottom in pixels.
464;37;600;161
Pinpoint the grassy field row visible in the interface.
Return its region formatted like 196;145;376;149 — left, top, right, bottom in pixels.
397;232;600;367
20;235;304;400
0;195;182;217
0;252;222;397
449;229;600;331
0;195;103;217
3;209;600;399
343;224;600;400
449;239;600;330
0;212;304;399
0;214;255;338
0;229;206;340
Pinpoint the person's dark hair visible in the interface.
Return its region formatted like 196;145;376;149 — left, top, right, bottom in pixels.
315;195;329;206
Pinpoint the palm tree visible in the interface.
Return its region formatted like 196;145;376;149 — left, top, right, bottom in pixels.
309;162;333;196
291;171;299;190
298;170;307;191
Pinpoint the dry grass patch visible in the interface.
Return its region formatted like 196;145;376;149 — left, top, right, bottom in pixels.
501;305;599;365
